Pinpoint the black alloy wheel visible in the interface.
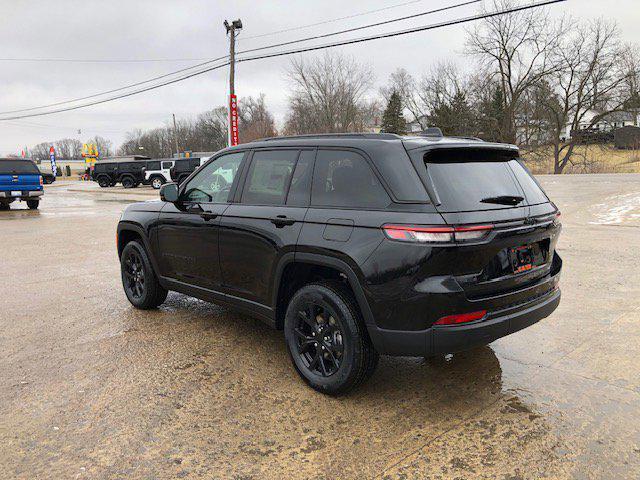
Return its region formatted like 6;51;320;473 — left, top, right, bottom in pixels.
122;177;134;188
293;302;345;377
123;248;146;300
284;281;379;395
120;240;168;309
98;176;110;188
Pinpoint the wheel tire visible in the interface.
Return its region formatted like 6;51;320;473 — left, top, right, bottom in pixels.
0;203;9;211
120;240;168;309
27;200;39;210
151;177;164;189
284;280;379;395
97;176;110;188
121;177;134;189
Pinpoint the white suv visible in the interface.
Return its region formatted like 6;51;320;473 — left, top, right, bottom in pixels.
144;160;174;189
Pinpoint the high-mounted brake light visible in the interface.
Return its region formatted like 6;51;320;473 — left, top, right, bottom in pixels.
382;224;493;243
434;310;487;326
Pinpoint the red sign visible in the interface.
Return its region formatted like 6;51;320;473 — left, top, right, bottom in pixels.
229;94;239;146
49;146;55;155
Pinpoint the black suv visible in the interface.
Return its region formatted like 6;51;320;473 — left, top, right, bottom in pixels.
92;160;146;188
170;158;204;184
116;134;562;394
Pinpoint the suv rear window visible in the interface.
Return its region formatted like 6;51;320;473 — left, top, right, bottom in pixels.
0;159;39;174
424;149;548;212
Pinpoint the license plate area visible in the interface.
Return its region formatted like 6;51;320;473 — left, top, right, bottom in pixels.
11;190;22;197
509;240;548;274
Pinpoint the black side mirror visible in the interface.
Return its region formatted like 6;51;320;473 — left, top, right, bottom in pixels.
160;182;179;203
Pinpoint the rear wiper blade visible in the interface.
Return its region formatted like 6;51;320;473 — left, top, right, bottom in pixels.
480;195;524;206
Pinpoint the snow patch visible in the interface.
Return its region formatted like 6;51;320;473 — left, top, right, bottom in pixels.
590;192;640;225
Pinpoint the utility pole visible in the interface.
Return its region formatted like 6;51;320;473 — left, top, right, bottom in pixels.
172;113;180;156
224;19;242;147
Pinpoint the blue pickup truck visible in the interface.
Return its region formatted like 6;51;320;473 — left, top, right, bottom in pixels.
0;158;44;210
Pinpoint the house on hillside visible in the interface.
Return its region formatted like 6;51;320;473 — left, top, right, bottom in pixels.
566;110;640;140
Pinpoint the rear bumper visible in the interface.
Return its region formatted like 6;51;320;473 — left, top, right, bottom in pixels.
367;274;561;357
0;189;43;199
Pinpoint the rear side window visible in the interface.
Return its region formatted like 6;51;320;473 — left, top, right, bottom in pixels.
0;159;39;174
311;150;390;209
241;150;298;205
286;150;315;207
424;149;548;212
162;161;173;169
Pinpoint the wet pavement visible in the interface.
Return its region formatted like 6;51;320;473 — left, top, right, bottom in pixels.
1;176;640;479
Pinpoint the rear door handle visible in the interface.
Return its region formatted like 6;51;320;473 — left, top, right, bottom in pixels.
200;212;218;221
270;215;295;227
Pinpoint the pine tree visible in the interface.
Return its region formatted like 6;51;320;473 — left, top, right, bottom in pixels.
380;91;406;134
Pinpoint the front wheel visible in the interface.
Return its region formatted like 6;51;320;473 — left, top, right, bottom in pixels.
97;176;110;188
120;240;168;309
121;177;134;189
151;177;164;189
27;200;39;210
284;281;379;395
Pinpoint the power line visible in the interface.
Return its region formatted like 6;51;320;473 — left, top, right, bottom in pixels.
0;55;230;115
0;0;567;122
240;0;426;40
0;57;211;64
0;0;428;64
0;0;481;117
233;0;483;57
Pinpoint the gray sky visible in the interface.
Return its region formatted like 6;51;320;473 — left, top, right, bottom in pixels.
1;0;638;156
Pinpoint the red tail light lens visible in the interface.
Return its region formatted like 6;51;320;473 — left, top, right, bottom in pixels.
382;224;493;243
434;310;487;326
39;175;44;186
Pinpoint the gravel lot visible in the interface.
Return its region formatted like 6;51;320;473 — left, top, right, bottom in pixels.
2;176;640;479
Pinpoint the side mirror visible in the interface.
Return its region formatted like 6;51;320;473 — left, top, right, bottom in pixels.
160;182;179;203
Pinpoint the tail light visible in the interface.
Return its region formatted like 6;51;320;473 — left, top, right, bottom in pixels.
382;224;493;243
39;175;44;186
434;310;487;326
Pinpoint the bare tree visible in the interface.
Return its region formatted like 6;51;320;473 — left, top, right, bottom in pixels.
239;94;276;143
284;52;376;134
538;20;635;173
466;0;564;143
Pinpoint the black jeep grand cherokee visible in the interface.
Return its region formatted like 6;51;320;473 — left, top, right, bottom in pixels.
117;133;562;394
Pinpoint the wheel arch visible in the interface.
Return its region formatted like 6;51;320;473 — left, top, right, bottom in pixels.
272;252;375;331
117;222;162;278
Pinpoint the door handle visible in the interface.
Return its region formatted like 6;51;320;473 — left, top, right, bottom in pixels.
270;215;295;227
200;212;218;221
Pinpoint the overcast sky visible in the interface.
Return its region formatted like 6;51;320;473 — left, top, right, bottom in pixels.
1;0;638;156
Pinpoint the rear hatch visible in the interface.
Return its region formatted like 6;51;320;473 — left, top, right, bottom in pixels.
0;159;42;192
421;147;561;299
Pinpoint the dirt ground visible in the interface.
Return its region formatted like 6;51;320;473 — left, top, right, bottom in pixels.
1;176;640;479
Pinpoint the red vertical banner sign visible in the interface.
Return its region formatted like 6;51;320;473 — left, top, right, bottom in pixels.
229;94;239;146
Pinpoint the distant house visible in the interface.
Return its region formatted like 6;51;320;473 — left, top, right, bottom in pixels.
566;110;640;140
406;116;429;134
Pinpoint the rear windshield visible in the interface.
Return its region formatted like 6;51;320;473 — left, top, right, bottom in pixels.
424;149;548;212
0;159;39;174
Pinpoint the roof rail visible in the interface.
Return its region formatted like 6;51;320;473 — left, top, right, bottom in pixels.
416;127;443;138
450;136;484;142
258;133;402;141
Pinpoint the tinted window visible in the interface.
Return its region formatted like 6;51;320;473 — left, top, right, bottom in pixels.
286;150;315;206
183;152;244;203
161;161;173;169
242;150;298;205
0;159;39;174
511;160;549;205
311;150;390;209
424;150;546;212
146;161;160;170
